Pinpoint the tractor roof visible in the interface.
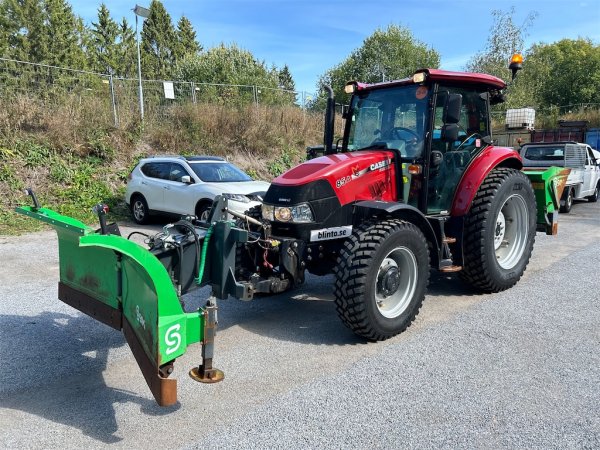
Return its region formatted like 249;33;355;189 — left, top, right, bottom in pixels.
354;69;506;92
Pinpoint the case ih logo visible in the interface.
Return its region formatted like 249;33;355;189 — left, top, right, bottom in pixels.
370;159;392;171
335;159;392;189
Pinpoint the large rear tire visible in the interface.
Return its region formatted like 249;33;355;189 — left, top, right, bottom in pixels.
333;219;429;341
461;168;536;292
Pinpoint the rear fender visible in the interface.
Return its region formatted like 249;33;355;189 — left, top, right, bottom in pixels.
451;146;522;216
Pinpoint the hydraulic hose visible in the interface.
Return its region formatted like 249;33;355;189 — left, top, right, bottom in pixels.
195;225;213;284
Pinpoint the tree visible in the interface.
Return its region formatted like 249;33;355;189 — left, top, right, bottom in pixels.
278;64;295;91
524;39;600;108
116;17;136;78
464;8;538;109
43;0;86;68
0;0;48;62
140;0;177;79
277;64;296;105
89;3;119;73
317;24;440;102
175;15;201;61
175;43;281;104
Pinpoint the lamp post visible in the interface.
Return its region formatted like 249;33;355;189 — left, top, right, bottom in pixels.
133;4;150;121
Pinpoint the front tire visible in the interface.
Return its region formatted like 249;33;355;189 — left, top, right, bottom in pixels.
333;219;429;341
461;168;536;292
196;202;213;222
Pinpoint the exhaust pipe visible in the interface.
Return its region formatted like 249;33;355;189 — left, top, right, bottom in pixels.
323;85;335;154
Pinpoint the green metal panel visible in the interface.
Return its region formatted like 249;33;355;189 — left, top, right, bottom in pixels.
16;207;119;308
523;166;571;234
79;234;205;365
15;206;205;367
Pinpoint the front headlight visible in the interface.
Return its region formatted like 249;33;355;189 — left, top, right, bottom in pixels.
261;203;314;223
222;193;250;203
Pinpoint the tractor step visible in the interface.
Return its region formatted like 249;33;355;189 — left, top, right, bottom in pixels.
440;265;462;273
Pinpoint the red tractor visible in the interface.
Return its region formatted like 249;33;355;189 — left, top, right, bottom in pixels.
14;58;566;404
234;58;558;341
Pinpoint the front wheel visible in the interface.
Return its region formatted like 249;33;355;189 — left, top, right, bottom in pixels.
196;202;213;222
461;168;536;292
333;220;430;341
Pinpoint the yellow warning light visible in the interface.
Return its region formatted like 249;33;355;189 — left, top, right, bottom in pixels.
508;53;523;80
510;53;523;65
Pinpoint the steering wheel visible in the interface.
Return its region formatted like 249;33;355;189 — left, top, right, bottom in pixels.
391;127;419;141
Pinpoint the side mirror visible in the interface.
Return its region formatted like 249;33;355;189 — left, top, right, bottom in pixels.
441;124;459;142
306;145;325;160
181;175;192;184
443;93;462;124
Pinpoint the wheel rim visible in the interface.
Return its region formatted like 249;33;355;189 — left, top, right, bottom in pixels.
199;209;210;221
567;190;573;208
133;200;145;222
495;194;528;269
374;246;418;318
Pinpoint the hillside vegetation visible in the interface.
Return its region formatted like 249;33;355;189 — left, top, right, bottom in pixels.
0;96;324;234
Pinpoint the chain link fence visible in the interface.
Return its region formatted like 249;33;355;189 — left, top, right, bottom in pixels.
0;57;318;128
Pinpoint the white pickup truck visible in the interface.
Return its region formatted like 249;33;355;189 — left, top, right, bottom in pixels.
520;141;600;213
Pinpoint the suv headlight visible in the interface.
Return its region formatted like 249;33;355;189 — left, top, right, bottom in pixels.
222;193;250;203
262;203;314;223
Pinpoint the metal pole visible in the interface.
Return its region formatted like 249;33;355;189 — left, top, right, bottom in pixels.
135;14;144;121
108;71;119;127
253;85;258;106
191;82;196;104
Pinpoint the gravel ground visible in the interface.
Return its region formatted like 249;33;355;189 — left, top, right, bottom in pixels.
0;200;598;449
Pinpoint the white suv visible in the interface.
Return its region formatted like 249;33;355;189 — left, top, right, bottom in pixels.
125;155;270;224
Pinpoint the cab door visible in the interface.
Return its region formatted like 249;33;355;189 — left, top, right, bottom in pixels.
427;86;490;214
162;162;196;215
139;161;170;211
583;146;599;195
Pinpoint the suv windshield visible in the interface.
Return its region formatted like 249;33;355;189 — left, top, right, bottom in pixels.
345;85;429;158
189;162;253;182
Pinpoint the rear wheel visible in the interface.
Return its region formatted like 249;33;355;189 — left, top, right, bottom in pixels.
560;187;573;213
130;195;149;225
333;219;429;341
461;168;536;292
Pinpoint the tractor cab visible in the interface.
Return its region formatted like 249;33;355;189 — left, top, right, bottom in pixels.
340;70;504;215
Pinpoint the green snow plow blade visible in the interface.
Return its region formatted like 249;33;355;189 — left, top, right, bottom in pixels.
523;166;571;235
15;193;247;406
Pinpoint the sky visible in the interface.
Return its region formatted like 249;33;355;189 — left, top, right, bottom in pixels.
70;0;600;95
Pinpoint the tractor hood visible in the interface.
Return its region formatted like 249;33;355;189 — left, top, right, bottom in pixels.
265;150;397;208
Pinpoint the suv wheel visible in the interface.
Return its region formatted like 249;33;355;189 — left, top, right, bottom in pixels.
196;202;212;222
131;195;150;224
